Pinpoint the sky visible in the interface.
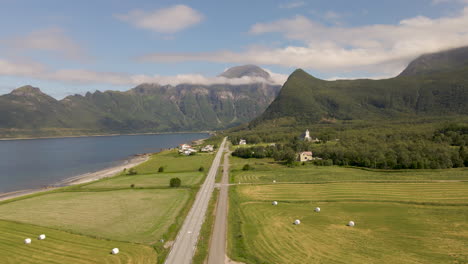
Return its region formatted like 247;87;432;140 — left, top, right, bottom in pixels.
1;0;468;98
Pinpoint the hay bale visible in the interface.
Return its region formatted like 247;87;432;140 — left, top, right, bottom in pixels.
314;207;321;212
38;234;46;240
111;248;119;255
273;180;276;183
348;221;355;227
24;238;31;244
294;219;301;225
272;201;278;205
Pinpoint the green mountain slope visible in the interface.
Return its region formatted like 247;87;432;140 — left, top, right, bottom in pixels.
0;66;281;138
251;47;468;127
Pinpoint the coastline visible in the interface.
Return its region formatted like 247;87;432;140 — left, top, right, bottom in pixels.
0;154;150;202
0;131;214;141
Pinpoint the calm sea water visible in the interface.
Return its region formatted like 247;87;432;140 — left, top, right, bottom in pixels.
0;133;208;193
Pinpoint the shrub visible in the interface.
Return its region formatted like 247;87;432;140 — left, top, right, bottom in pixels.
127;168;137;175
158;166;164;173
130;184;135;188
242;164;252;171
198;166;205;172
170;177;181;187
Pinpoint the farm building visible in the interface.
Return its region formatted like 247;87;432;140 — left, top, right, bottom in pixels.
239;139;247;145
298;151;313;162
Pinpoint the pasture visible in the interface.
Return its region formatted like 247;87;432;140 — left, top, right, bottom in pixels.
228;161;468;264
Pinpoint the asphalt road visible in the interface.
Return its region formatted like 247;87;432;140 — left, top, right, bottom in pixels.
207;147;230;264
164;137;227;264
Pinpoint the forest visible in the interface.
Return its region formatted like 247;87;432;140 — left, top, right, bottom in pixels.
230;122;468;169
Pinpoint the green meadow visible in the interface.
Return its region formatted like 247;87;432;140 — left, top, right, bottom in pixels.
228;157;468;264
0;149;215;263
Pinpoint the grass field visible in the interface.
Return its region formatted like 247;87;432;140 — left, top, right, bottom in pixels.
134;150;215;173
0;148;216;263
0;189;189;244
84;172;205;189
0;220;157;264
230;156;468;183
228;160;468;264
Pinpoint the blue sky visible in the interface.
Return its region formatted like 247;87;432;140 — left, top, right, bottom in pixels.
1;0;468;98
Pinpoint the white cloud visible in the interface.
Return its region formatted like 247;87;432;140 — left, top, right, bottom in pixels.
279;1;305;9
0;57;287;89
138;7;468;77
115;5;203;34
0;27;89;61
431;0;468;5
0;59;46;76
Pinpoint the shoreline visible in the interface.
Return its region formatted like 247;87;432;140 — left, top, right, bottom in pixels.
0;154;151;202
0;131;214;141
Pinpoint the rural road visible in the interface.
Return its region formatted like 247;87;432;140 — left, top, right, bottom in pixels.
165;137;227;264
207;147;231;264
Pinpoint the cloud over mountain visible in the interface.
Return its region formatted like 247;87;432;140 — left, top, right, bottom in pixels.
138;7;468;77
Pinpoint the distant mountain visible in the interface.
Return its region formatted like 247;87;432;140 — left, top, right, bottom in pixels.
399;46;468;77
250;47;468;127
0;66;281;138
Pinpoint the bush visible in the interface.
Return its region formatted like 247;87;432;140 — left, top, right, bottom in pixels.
242;164;252;171
198;166;205;172
127;168;138;175
170;177;181;187
130;184;135;188
158;166;164;173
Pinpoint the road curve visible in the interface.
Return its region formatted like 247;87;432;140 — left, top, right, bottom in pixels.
165;137;227;264
207;147;230;264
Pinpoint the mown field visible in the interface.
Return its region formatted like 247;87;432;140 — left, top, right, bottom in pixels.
0;149;215;263
0;220;157;264
228;157;468;264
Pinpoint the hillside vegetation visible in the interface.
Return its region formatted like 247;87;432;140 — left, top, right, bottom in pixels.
228;47;468;170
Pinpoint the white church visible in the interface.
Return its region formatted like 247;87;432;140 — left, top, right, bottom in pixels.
303;129;320;142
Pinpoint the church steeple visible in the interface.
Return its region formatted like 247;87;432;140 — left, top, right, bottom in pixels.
304;129;311;141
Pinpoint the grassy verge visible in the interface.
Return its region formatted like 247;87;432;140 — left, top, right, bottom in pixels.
192;189;219;264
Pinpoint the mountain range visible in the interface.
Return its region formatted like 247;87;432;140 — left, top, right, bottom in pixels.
250;46;468;128
2;47;468;139
0;65;281;138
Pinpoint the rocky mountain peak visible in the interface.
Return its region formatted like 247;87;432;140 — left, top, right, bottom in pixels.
10;85;46;97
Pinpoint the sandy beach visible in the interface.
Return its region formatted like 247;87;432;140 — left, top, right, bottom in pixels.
0;154;150;202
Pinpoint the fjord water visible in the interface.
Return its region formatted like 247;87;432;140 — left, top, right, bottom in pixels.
0;133;208;193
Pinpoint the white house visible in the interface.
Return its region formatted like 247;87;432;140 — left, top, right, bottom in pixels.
179;144;191;151
201;145;214;152
298;151;313;162
239;139;247;145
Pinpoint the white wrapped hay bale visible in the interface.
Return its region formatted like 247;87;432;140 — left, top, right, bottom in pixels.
314;207;320;212
348;221;355;227
272;201;278;205
273;180;276;183
38;234;46;240
24;238;31;244
111;248;119;255
294;219;301;225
